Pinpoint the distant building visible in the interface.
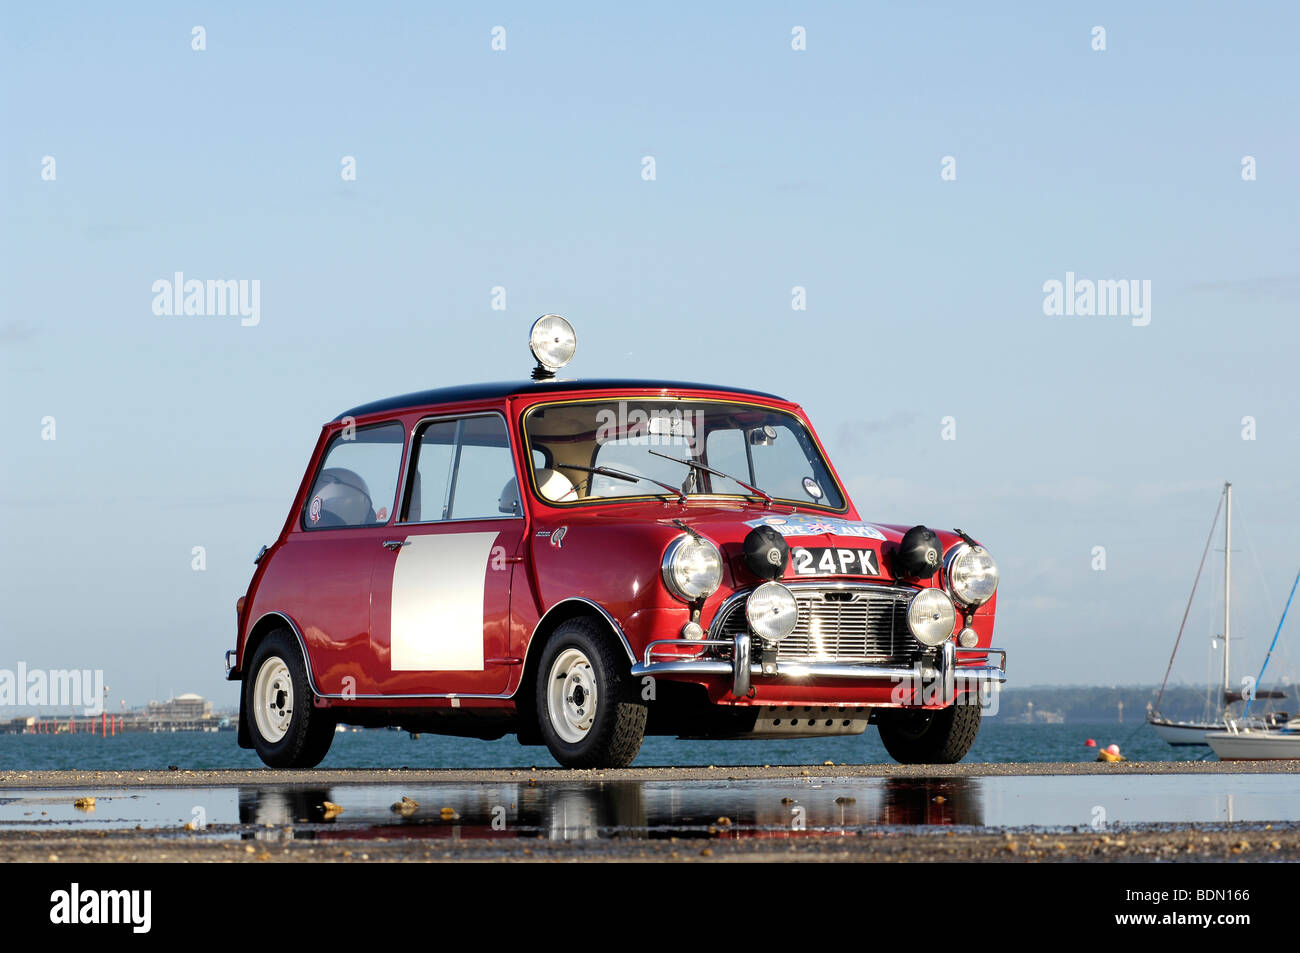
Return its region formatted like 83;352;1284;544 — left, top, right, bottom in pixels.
146;693;212;724
1005;700;1066;724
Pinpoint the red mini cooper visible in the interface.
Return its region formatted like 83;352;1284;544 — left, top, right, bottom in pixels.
228;316;1005;768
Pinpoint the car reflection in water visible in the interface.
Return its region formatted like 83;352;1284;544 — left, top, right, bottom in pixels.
237;777;982;842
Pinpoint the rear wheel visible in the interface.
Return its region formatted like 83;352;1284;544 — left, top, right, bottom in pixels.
535;618;646;768
243;629;335;768
876;699;982;764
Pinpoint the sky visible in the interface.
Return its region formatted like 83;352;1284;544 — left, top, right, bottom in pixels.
2;2;1298;710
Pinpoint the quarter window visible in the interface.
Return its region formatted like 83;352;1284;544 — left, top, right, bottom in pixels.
303;423;405;529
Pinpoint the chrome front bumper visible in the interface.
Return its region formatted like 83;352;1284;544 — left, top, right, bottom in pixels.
629;634;1006;701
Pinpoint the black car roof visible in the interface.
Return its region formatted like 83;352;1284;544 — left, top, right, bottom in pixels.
334;378;788;422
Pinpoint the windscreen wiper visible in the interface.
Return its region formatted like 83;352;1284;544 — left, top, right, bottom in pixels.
554;463;688;504
646;450;773;504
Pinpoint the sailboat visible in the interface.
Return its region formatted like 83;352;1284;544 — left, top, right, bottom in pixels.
1206;719;1300;759
1206;566;1300;760
1147;483;1286;745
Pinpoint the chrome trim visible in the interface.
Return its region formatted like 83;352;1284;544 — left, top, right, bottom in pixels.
300;420;408;533
955;645;1007;673
246;611;320;692
941;639;955;705
733;632;752;697
518;396;851;514
707;581;917;641
394;410;525;526
942;542;970;581
528;598;638;666
247;599;636;703
943;542;998;609
629;658;1006;683
629;637;1009;688
642;638;734;665
906;588;958;646
631;659;733;678
224;649;238;679
529;314;576;371
660;534;723;603
745;581;798;643
247;610;520;701
395;513;527;527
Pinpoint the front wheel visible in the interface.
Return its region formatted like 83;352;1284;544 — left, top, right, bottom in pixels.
876;699;982;764
535;618;647;768
243;628;335;768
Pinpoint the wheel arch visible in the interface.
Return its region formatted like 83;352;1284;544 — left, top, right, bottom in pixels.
238;611;319;750
242;611;320;688
515;599;635;736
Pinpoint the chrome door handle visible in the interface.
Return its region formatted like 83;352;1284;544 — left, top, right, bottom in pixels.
382;539;410;551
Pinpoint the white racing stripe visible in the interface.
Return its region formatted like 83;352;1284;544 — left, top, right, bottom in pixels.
390;532;498;671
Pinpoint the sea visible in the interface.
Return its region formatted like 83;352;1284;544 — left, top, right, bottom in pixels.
0;721;1202;771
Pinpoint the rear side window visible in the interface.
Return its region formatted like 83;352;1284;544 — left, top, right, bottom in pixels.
303;423;406;529
401;414;519;522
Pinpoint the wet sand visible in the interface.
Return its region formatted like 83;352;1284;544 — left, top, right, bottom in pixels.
3;762;1297;862
7;825;1300;863
5;759;1298;789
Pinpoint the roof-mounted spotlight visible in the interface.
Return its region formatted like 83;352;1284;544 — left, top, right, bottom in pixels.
529;314;577;380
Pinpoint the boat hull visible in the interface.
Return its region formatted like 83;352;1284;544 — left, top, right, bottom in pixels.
1148;717;1218;746
1206;729;1300;760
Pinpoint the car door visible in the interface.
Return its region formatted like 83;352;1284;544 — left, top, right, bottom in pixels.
369;412;524;696
275;420;408;697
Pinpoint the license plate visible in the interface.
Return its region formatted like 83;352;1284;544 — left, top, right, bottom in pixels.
790;546;880;577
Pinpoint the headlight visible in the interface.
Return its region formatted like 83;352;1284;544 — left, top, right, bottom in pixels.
907;588;957;646
661;534;723;601
745;582;798;643
946;544;999;607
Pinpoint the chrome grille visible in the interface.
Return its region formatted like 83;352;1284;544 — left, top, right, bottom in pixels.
715;585;919;663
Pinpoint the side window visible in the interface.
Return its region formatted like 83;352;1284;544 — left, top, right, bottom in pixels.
403;420;457;522
401;415;519;522
304;423;405;529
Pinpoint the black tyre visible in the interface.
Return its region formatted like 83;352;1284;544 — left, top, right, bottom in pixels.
243;628;335;768
876;699;982;764
535;617;647;768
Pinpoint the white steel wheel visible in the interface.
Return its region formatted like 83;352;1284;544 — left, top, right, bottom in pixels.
547;648;598;744
242;628;335;769
532;618;647;768
252;655;294;744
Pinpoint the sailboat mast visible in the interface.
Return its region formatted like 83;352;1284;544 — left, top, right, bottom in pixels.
1223;481;1232;703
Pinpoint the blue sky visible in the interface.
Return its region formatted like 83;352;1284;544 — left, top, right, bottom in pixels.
2;2;1298;708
